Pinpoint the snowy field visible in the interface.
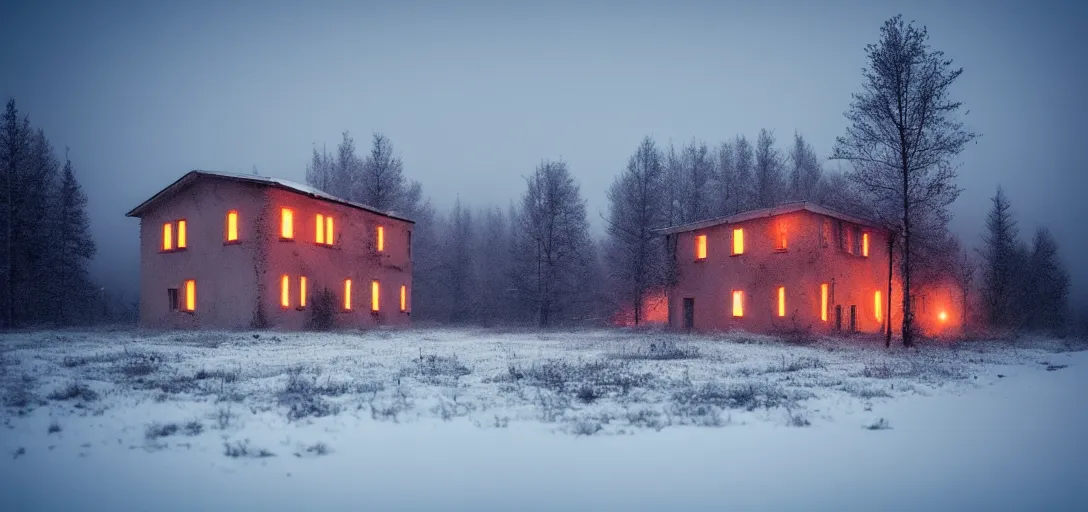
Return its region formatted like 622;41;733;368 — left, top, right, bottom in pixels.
1;327;1086;511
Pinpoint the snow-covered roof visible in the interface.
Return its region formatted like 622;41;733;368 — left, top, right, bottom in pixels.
125;170;414;223
654;201;885;236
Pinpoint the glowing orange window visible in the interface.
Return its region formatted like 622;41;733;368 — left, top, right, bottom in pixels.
299;276;308;308
820;283;829;322
875;290;883;322
371;280;380;312
732;228;744;255
325;216;334;245
162;223;173;251
280;274;290;308
316;214;325;244
775;225;787;251
695;234;707;260
226;211;238;242
732;290;744;317
281;209;294;239
777;287;786;317
176;220;187;249
377;226;385;252
399;285;407;312
862;233;870;257
183;280;196;311
343;279;352;310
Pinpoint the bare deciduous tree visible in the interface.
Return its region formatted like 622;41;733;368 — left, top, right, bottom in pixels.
786;132;822;202
753;128;785;208
605;137;668;325
831;15;977;347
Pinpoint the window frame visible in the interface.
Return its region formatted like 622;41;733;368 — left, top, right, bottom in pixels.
694;234;707;261
280;208;295;241
731;228;744;256
182;279;196;312
160;220;188;253
225;210;240;244
731;290;744;318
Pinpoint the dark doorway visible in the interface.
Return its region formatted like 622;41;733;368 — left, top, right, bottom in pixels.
683;298;695;330
835;305;842;330
850;305;858;332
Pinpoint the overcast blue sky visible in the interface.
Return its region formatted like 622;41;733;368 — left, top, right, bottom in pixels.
2;0;1086;307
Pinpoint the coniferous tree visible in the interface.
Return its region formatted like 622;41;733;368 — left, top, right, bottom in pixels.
979;187;1020;329
53;152;97;324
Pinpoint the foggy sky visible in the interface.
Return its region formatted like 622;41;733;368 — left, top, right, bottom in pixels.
2;0;1086;308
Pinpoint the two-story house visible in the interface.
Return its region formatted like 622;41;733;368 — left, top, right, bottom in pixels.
126;171;413;329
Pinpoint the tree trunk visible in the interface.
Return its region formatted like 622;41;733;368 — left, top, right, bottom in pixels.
902;172;913;348
886;232;895;348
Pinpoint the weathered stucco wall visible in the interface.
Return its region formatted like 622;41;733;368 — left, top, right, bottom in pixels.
261;188;412;329
667;210;892;335
138;179;264;329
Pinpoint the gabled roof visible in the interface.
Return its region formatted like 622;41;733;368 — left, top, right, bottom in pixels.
125;170;414;223
654;201;885;236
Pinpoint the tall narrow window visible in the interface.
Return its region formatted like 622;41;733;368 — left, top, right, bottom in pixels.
343;279;352;310
874;290;883;322
226;211;239;242
162;223;173;251
280;275;290;308
400;285;407;312
281;209;294;239
371;280;380;312
775;226;787;251
299;276;308;308
845;227;854;254
184;280;196;311
777;287;786;317
820;283;829;322
167;288;179;311
316;214;325;244
695;234;707;260
821;220;831;248
732;290;744;317
177;220;187;249
377;226;385;252
862;233;870;257
325;216;334;245
732;228;744;255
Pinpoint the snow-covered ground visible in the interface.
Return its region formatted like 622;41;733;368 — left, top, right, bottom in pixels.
1;328;1085;511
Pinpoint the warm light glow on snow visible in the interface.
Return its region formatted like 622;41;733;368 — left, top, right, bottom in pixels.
777;287;786;317
821;283;829;322
226;211;238;241
344;280;352;310
371;281;380;312
281;209;294;239
732;228;744;255
732;290;744;317
695;234;707;260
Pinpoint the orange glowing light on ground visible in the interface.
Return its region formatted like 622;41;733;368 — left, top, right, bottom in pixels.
226;211;238;241
281;209;294;239
939;311;948;322
611;290;668;326
820;283;828;322
377;226;385;252
371;280;380;311
695;234;707;260
732;228;744;255
732;290;744;317
344;279;352;310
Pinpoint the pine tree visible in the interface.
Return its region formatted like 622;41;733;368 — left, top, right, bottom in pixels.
54;152;97;324
1023;227;1069;331
979;187;1019;329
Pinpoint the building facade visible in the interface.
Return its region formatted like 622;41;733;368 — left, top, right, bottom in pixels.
660;203;896;335
126;171;413;329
